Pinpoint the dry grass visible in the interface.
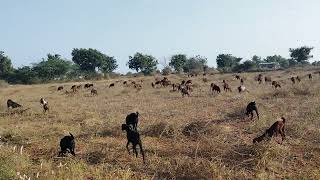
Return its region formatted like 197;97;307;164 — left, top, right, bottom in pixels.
1;69;320;179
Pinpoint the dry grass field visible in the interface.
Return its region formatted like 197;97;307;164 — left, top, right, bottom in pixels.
1;69;320;179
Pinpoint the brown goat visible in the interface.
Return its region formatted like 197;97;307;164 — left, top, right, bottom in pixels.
290;77;296;84
91;89;98;96
264;76;272;83
223;81;232;92
253;117;286;144
210;83;220;94
180;86;190;97
257;74;263;84
272;81;281;89
296;76;301;83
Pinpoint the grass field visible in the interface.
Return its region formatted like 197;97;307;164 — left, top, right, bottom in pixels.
0;69;320;179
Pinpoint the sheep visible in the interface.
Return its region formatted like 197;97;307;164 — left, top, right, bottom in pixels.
91;89;98;96
109;83;115;88
210;83;221;94
246;101;259;120
253;117;286;144
40;98;49;113
59;133;75;156
7;99;22;109
121;124;145;163
57;86;64;91
125;112;139;131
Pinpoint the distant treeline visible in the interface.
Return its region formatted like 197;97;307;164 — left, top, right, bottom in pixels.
0;46;318;84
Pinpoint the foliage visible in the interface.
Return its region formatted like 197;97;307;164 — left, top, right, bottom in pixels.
264;55;289;68
251;55;262;65
289;46;313;65
127;52;158;75
182;55;207;74
233;60;256;72
169;54;187;72
32;54;72;81
216;54;242;72
7;66;39;84
72;48;118;73
162;66;172;75
0;51;14;79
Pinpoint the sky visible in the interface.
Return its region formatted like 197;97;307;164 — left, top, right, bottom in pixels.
1;0;320;73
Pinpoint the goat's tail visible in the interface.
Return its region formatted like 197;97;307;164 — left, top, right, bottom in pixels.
281;117;286;123
69;133;74;139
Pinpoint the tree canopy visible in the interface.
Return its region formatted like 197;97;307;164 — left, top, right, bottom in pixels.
182;55;207;74
216;54;242;71
127;52;158;75
0;51;14;79
169;54;187;72
289;46;313;65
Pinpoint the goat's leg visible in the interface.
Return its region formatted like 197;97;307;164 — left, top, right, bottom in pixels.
138;141;145;164
250;112;254;120
133;144;138;158
126;141;130;154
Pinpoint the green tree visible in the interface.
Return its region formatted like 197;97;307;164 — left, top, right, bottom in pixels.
182;55;207;73
71;48;117;73
263;55;289;68
251;55;262;65
32;54;72;81
233;60;256;72
7;66;38;84
216;54;242;71
127;52;158;75
289;46;313;65
169;54;187;72
0;51;14;79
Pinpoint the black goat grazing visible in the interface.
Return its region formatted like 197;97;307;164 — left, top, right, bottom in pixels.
253;117;286;144
246;101;259;120
7;99;22;109
84;83;94;88
126;112;139;130
40;98;49;113
59;133;75;156
109;83;115;88
121;124;145;163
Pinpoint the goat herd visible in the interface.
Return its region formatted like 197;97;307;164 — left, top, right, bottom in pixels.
3;71;318;164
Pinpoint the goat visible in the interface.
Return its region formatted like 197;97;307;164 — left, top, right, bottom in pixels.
257;74;263;84
125;112;139;131
121;124;145;163
253;117;286;144
210;83;221;94
308;73;312;80
180;86;190;97
291;77;296;84
40;98;49;113
296;76;301;83
272;81;281;89
57;86;64;91
109;83;115;88
151;82;155;88
246;101;259;120
84;83;93;88
240;78;244;85
76;85;82;89
7;99;22;109
71;85;77;92
91;89;98;96
235;75;240;80
223;81;232;92
237;85;247;93
59;133;75;156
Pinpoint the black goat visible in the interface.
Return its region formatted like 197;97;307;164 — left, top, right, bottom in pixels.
121;124;145;163
59;133;75;156
246;101;259;120
126;112;139;130
7;99;22;109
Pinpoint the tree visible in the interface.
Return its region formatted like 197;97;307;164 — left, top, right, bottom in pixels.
162;66;172;75
7;66;38;84
289;46;313;65
251;55;262;65
71;48;117;73
216;54;242;71
32;54;72;81
182;55;207;74
264;55;289;68
233;60;256;72
169;54;187;72
0;51;13;79
127;52;158;75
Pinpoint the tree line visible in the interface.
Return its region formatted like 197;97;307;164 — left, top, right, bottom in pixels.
0;46;316;84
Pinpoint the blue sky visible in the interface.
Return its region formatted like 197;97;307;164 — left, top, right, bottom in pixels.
1;0;319;73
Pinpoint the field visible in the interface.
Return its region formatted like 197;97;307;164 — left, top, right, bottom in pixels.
0;69;320;179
